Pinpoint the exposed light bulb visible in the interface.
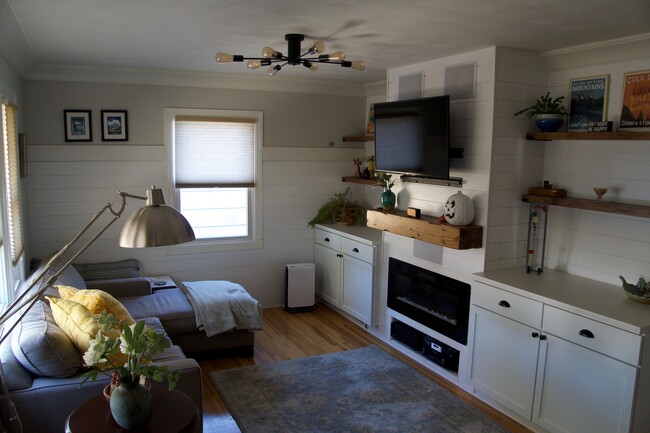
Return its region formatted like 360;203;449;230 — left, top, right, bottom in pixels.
350;60;366;71
328;51;346;61
215;52;234;63
303;61;318;72
311;40;325;53
262;46;278;58
268;64;281;76
247;60;262;70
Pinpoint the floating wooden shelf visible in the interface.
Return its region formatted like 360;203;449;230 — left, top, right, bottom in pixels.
366;209;483;250
342;135;375;142
522;194;650;219
342;176;378;186
526;131;650;141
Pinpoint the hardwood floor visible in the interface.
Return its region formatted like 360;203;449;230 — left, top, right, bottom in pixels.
198;305;533;433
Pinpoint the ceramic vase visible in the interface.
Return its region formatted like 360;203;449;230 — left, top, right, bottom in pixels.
381;190;396;212
534;114;564;132
109;378;152;429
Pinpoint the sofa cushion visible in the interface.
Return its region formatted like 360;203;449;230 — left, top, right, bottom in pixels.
72;259;142;281
47;297;101;353
57;285;135;325
121;289;197;336
1;336;33;390
11;300;82;377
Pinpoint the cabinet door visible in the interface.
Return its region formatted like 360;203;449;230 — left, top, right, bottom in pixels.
315;244;341;306
470;306;540;419
533;335;637;433
340;254;373;325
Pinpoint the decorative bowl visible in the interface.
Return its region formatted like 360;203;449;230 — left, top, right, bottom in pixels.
623;290;650;304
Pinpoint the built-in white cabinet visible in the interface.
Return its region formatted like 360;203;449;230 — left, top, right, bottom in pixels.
314;224;382;326
470;272;650;433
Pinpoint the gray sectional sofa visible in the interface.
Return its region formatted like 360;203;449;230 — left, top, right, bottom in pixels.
0;259;256;433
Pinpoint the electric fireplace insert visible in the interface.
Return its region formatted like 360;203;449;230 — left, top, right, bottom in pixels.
387;257;471;344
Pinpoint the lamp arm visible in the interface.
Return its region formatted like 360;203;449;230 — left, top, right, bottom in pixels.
0;192;134;345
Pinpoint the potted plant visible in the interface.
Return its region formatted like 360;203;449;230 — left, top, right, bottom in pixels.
514;92;569;132
375;172;396;212
308;188;366;226
82;312;181;429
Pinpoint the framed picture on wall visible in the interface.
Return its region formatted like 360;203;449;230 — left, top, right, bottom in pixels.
64;110;92;142
568;75;609;132
101;110;128;141
619;70;650;131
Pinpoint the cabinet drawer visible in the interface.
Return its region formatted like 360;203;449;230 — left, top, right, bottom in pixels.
472;282;543;328
341;237;374;263
542;306;641;365
315;229;341;250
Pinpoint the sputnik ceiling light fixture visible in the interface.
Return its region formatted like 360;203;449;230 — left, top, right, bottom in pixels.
215;33;366;76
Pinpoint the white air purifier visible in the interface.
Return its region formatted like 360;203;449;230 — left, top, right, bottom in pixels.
285;263;315;312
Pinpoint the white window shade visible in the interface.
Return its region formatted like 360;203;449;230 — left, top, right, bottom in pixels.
2;101;23;264
174;116;256;188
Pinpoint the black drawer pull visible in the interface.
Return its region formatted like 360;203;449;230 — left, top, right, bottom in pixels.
324;237;330;242
498;300;510;308
579;329;595;339
352;248;360;253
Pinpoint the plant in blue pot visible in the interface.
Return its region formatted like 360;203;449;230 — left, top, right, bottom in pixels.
376;172;396;212
514;92;569;132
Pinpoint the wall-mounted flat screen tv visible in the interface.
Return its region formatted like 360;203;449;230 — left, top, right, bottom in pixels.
374;95;450;180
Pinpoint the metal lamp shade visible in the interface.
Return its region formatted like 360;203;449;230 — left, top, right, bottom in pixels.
119;205;195;248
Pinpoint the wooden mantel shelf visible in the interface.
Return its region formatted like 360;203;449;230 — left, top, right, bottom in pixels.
527;131;650;141
342;135;375;142
366;209;483;250
522;194;650;219
342;176;378;186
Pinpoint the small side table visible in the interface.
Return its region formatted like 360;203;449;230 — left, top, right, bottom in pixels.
65;387;199;433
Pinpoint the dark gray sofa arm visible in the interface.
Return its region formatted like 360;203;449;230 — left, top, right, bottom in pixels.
85;277;153;298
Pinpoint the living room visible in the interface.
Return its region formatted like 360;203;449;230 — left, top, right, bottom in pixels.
1;1;650;433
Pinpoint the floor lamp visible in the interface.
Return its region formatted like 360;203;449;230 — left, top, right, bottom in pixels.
0;186;195;433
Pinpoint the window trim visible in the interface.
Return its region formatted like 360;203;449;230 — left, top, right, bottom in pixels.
164;108;263;253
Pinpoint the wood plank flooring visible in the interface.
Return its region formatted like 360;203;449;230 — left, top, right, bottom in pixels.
198;305;533;433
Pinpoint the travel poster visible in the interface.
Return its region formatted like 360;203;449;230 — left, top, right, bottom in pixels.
568;75;609;131
620;70;650;130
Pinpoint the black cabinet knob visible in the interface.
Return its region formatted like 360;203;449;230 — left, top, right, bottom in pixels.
498;300;511;308
539;335;547;341
579;329;595;339
532;332;539;338
336;253;343;258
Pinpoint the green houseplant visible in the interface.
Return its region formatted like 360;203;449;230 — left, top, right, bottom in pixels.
375;172;396;212
308;188;366;226
82;312;181;429
514;92;569;132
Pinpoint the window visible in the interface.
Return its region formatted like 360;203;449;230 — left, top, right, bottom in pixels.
165;109;262;249
1;100;23;264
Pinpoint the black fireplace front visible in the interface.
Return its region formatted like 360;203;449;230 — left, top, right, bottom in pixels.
387;257;470;344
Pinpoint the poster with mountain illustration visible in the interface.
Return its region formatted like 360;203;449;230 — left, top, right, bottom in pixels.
568;75;609;132
619;70;650;131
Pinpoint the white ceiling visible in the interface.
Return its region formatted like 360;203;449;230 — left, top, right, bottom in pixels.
4;0;650;85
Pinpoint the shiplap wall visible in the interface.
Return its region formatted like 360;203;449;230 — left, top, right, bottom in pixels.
539;46;650;286
382;47;496;275
23;80;367;307
486;48;547;271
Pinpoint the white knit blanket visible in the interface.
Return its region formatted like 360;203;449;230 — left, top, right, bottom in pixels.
180;280;262;336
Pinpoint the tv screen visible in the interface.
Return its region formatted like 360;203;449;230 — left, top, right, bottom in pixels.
374;95;450;180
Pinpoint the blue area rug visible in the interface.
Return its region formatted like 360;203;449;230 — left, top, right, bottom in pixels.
209;345;510;433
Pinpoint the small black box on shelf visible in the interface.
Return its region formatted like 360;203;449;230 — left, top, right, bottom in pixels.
422;335;460;373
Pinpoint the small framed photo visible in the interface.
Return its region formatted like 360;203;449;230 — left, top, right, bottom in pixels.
619;70;650;131
64;110;92;142
101;110;128;141
568;75;609;132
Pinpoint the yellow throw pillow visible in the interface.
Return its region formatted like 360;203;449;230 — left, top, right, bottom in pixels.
56;285;135;326
47;297;100;353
